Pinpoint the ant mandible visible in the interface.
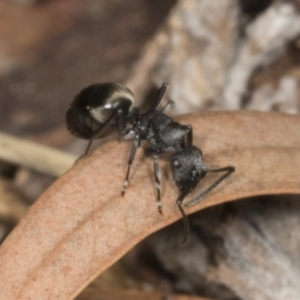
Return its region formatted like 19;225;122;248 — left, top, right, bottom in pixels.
66;82;235;245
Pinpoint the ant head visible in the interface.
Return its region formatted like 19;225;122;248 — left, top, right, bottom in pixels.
170;146;207;191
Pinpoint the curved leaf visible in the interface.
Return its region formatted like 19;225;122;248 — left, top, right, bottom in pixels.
0;111;299;299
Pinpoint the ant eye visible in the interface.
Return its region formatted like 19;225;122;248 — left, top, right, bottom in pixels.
173;159;181;168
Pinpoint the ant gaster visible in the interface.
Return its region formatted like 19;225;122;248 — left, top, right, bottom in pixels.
66;82;235;245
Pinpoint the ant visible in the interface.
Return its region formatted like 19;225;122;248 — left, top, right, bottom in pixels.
66;82;235;245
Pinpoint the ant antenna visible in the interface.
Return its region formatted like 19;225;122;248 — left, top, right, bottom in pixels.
185;166;235;208
175;177;197;246
177;204;190;246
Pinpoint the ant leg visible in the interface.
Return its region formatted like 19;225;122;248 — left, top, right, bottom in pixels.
145;83;169;111
117;109;128;137
184;166;235;208
83;112;118;156
160;100;174;113
121;134;140;196
176;171;199;246
186;125;193;146
153;153;162;214
84;139;94;156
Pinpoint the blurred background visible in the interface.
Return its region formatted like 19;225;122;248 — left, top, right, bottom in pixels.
0;1;300;300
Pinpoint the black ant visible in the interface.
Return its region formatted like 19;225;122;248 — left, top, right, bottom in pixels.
66;82;235;245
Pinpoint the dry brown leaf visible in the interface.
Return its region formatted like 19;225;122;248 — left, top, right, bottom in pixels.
0;111;299;300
